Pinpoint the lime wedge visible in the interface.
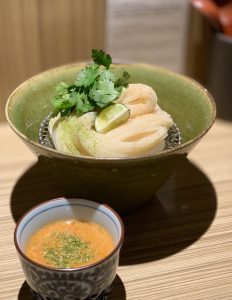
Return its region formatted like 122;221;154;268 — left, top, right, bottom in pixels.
95;103;130;133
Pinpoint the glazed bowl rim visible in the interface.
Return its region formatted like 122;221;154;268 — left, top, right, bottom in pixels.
14;197;125;272
5;62;216;162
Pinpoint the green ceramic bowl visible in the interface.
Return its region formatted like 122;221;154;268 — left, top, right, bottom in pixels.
5;63;216;213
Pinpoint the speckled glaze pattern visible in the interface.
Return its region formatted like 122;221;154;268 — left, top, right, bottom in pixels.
19;250;118;300
5;63;216;213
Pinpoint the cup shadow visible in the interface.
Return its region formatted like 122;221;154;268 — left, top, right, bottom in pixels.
10;157;217;267
120;158;217;265
18;275;126;300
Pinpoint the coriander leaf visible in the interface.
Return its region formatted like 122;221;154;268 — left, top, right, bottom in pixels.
91;49;112;69
114;71;130;88
99;69;115;81
52;97;63;109
52;92;77;108
51;49;130;117
52;91;78;117
89;79;119;107
55;82;69;95
52;98;69;109
67;84;79;93
62;93;70;100
75;93;95;115
60;107;73;116
52;98;75;116
75;64;100;88
51;98;74;116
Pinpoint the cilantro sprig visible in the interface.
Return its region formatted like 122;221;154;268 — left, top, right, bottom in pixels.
92;49;112;69
52;49;130;116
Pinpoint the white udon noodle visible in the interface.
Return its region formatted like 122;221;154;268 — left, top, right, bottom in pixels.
49;83;174;157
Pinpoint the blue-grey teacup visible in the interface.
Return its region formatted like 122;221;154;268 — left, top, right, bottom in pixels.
14;197;124;300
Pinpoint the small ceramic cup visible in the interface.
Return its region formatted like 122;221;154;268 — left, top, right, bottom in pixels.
14;197;124;300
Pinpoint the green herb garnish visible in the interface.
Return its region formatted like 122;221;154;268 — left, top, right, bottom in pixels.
52;49;130;116
43;232;93;268
114;71;130;89
92;49;112;69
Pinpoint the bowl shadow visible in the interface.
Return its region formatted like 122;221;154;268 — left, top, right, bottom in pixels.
120;158;217;265
18;275;126;300
10;160;65;222
10;157;217;266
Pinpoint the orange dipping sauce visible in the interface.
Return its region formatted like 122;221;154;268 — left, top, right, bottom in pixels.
26;219;114;268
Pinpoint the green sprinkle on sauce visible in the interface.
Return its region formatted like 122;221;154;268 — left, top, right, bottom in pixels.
43;232;93;268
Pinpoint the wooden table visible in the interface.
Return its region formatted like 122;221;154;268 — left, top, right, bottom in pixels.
1;118;232;300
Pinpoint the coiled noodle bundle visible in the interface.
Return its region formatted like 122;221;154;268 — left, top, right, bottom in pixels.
49;83;173;157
